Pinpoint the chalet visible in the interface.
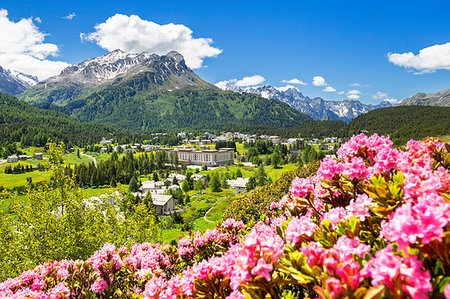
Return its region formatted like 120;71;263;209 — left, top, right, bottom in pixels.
140;180;166;193
100;147;108;153
18;155;29;161
227;177;249;195
269;136;281;144
152;194;175;215
167;173;186;183
7;155;18;163
100;137;113;145
33;153;43;160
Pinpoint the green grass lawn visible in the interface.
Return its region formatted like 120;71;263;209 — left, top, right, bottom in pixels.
197;163;298;181
0;170;51;189
63;153;94;165
92;153;113;164
158;189;235;244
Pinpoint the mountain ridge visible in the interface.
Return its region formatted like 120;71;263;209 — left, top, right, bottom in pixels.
221;85;391;122
20;50;216;106
17;50;311;132
0;66;38;95
397;88;450;107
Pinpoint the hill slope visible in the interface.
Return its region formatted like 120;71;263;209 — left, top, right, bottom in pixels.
19;50;311;132
398;88;450;107
20;50;215;106
0;92;140;147
348;106;450;144
61;85;312;131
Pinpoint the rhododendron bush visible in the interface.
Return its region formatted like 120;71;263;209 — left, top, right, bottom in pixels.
1;134;450;298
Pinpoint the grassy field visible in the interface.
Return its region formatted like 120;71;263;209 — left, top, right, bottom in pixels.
198;163;298;181
63;153;94;165
0;169;51;189
158;189;235;244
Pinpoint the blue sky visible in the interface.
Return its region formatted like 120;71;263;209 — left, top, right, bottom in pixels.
1;0;450;104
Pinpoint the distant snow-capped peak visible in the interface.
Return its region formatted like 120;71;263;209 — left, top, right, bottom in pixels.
0;66;38;95
221;84;391;122
48;50;189;88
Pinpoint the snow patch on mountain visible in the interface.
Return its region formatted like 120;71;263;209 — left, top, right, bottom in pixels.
0;66;38;95
222;85;391;122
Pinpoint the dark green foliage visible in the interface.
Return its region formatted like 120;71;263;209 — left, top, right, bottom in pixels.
129;176;139;192
0;92;150;147
348;106;450;145
27;81;312;132
209;173;222;192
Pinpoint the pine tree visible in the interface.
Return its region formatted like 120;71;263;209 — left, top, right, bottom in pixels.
152;172;159;181
129;176;139;192
181;180;190;192
209;173;221;192
184;193;190;205
271;152;281;169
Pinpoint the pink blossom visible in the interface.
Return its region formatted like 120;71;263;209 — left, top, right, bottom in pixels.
90;278;108;294
285;216;317;245
365;245;432;298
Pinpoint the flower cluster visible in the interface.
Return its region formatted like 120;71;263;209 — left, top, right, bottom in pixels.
1;134;449;298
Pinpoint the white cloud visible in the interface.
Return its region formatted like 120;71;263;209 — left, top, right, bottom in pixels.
312;75;327;86
234;75;265;87
81;13;222;69
372;91;388;100
62;12;76;20
276;85;298;92
0;9;70;80
281;78;307;85
215;79;237;90
323;86;336;92
346;89;361;99
388;42;450;74
348;89;361;95
34;17;41;23
337;91;344;95
349;83;360;87
372;91;398;103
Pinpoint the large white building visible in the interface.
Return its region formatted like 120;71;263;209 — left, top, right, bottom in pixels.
161;147;234;165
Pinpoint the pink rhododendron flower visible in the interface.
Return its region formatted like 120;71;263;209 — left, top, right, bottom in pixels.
91;278;108;294
285;215;317;245
365;245;432;299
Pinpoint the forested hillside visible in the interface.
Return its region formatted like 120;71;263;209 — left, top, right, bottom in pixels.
348;106;450;144
0;92;147;147
45;79;312;131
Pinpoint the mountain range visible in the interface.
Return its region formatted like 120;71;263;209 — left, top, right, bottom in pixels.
222;85;392;122
16;51;311;132
20;49;214;106
0;49;449;132
397;89;450;107
0;66;38;95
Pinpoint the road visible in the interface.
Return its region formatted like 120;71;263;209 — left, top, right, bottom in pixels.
204;206;215;223
80;153;97;166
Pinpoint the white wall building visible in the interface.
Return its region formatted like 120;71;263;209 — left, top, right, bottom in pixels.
161;147;234;165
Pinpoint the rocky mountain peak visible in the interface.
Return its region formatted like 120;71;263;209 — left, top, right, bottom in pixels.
0;66;38;95
221;84;391;122
166;51;185;63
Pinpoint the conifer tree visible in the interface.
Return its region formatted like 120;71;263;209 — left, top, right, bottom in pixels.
209;173;221;192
